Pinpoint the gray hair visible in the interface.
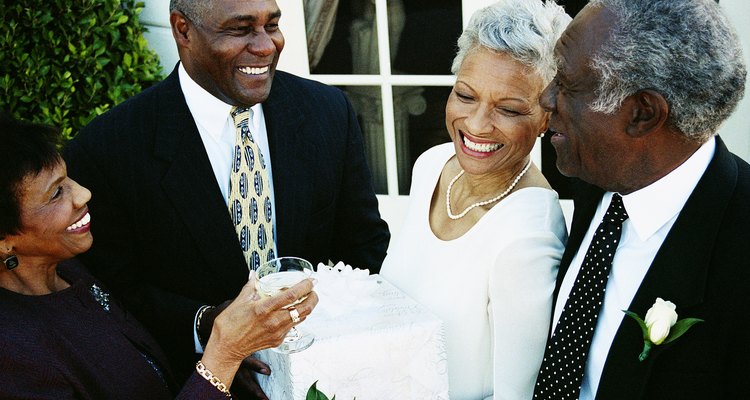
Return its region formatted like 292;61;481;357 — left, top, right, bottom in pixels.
170;0;212;25
588;0;747;142
451;0;571;85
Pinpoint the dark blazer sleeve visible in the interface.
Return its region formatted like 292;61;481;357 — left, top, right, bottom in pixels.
175;373;229;400
326;87;391;271
264;71;390;273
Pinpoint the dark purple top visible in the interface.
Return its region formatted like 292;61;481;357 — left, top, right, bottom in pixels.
0;260;226;399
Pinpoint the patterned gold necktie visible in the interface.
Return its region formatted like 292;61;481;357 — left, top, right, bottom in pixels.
229;107;275;270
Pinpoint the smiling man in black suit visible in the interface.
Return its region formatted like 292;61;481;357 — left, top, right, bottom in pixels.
532;0;749;399
64;0;389;398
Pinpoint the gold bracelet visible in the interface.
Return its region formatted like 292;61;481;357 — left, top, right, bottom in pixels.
196;361;232;398
195;305;215;346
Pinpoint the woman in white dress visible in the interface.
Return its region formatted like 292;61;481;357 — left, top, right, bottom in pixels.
380;1;571;399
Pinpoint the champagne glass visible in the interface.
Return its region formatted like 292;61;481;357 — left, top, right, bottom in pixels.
255;256;315;353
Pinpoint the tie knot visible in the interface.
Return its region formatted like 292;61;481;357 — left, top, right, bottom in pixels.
603;193;628;225
231;106;253;142
231;106;252;124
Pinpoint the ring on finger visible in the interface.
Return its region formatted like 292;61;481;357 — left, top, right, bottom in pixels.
289;308;301;323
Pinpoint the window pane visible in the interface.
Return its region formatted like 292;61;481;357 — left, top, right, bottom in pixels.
340;86;387;193
390;0;463;75
306;0;380;74
304;0;462;76
394;86;452;195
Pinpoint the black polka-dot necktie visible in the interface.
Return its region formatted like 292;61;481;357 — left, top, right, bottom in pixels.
229;107;276;271
534;193;629;399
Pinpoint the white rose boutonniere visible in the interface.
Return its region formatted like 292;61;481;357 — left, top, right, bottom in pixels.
644;298;678;345
623;297;703;361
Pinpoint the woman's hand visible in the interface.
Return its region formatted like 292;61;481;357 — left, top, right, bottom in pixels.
199;271;318;388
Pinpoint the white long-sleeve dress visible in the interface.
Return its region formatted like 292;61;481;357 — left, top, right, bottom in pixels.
381;143;567;400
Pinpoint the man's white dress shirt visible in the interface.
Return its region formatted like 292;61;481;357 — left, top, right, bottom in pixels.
179;64;278;352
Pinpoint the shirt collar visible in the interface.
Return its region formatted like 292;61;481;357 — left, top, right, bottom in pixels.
178;64;263;137
618;137;715;241
179;64;233;139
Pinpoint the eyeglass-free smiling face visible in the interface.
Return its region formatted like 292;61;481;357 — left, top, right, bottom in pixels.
8;161;93;265
175;0;284;108
446;47;549;178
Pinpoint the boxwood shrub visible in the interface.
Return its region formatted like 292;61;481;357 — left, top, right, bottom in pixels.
1;0;163;139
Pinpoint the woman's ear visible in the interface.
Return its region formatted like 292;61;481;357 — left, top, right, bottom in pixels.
626;89;669;138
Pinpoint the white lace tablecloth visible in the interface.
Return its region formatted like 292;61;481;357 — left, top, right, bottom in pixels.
254;274;449;400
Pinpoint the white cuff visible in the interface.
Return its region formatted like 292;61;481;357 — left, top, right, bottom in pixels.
193;308;205;354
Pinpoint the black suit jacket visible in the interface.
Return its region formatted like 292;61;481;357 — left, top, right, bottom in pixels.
553;137;750;399
63;67;390;380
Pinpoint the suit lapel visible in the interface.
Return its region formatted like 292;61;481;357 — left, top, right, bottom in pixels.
152;70;248;285
596;138;738;398
263;72;315;256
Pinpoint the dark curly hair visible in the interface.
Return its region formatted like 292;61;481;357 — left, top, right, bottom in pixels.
0;112;62;238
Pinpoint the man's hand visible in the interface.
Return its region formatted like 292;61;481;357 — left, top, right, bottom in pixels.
230;357;271;400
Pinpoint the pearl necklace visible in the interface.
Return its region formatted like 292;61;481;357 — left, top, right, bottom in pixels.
445;160;532;220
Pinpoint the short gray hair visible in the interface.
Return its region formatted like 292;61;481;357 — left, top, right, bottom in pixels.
588;0;747;142
451;0;571;85
170;0;211;25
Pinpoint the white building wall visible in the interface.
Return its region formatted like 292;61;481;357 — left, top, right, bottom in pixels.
718;0;750;162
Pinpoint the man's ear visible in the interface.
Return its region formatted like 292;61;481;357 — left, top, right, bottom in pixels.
171;10;191;47
626;89;669;138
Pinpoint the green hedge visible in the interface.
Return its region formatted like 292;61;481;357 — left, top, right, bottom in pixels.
0;0;164;140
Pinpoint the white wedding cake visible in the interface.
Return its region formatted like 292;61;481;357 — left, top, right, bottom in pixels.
254;262;449;400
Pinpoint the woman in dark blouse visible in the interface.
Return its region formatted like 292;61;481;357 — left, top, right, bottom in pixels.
0;114;318;399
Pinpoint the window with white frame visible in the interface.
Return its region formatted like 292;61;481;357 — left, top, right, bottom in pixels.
304;0;462;195
280;0;586;201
